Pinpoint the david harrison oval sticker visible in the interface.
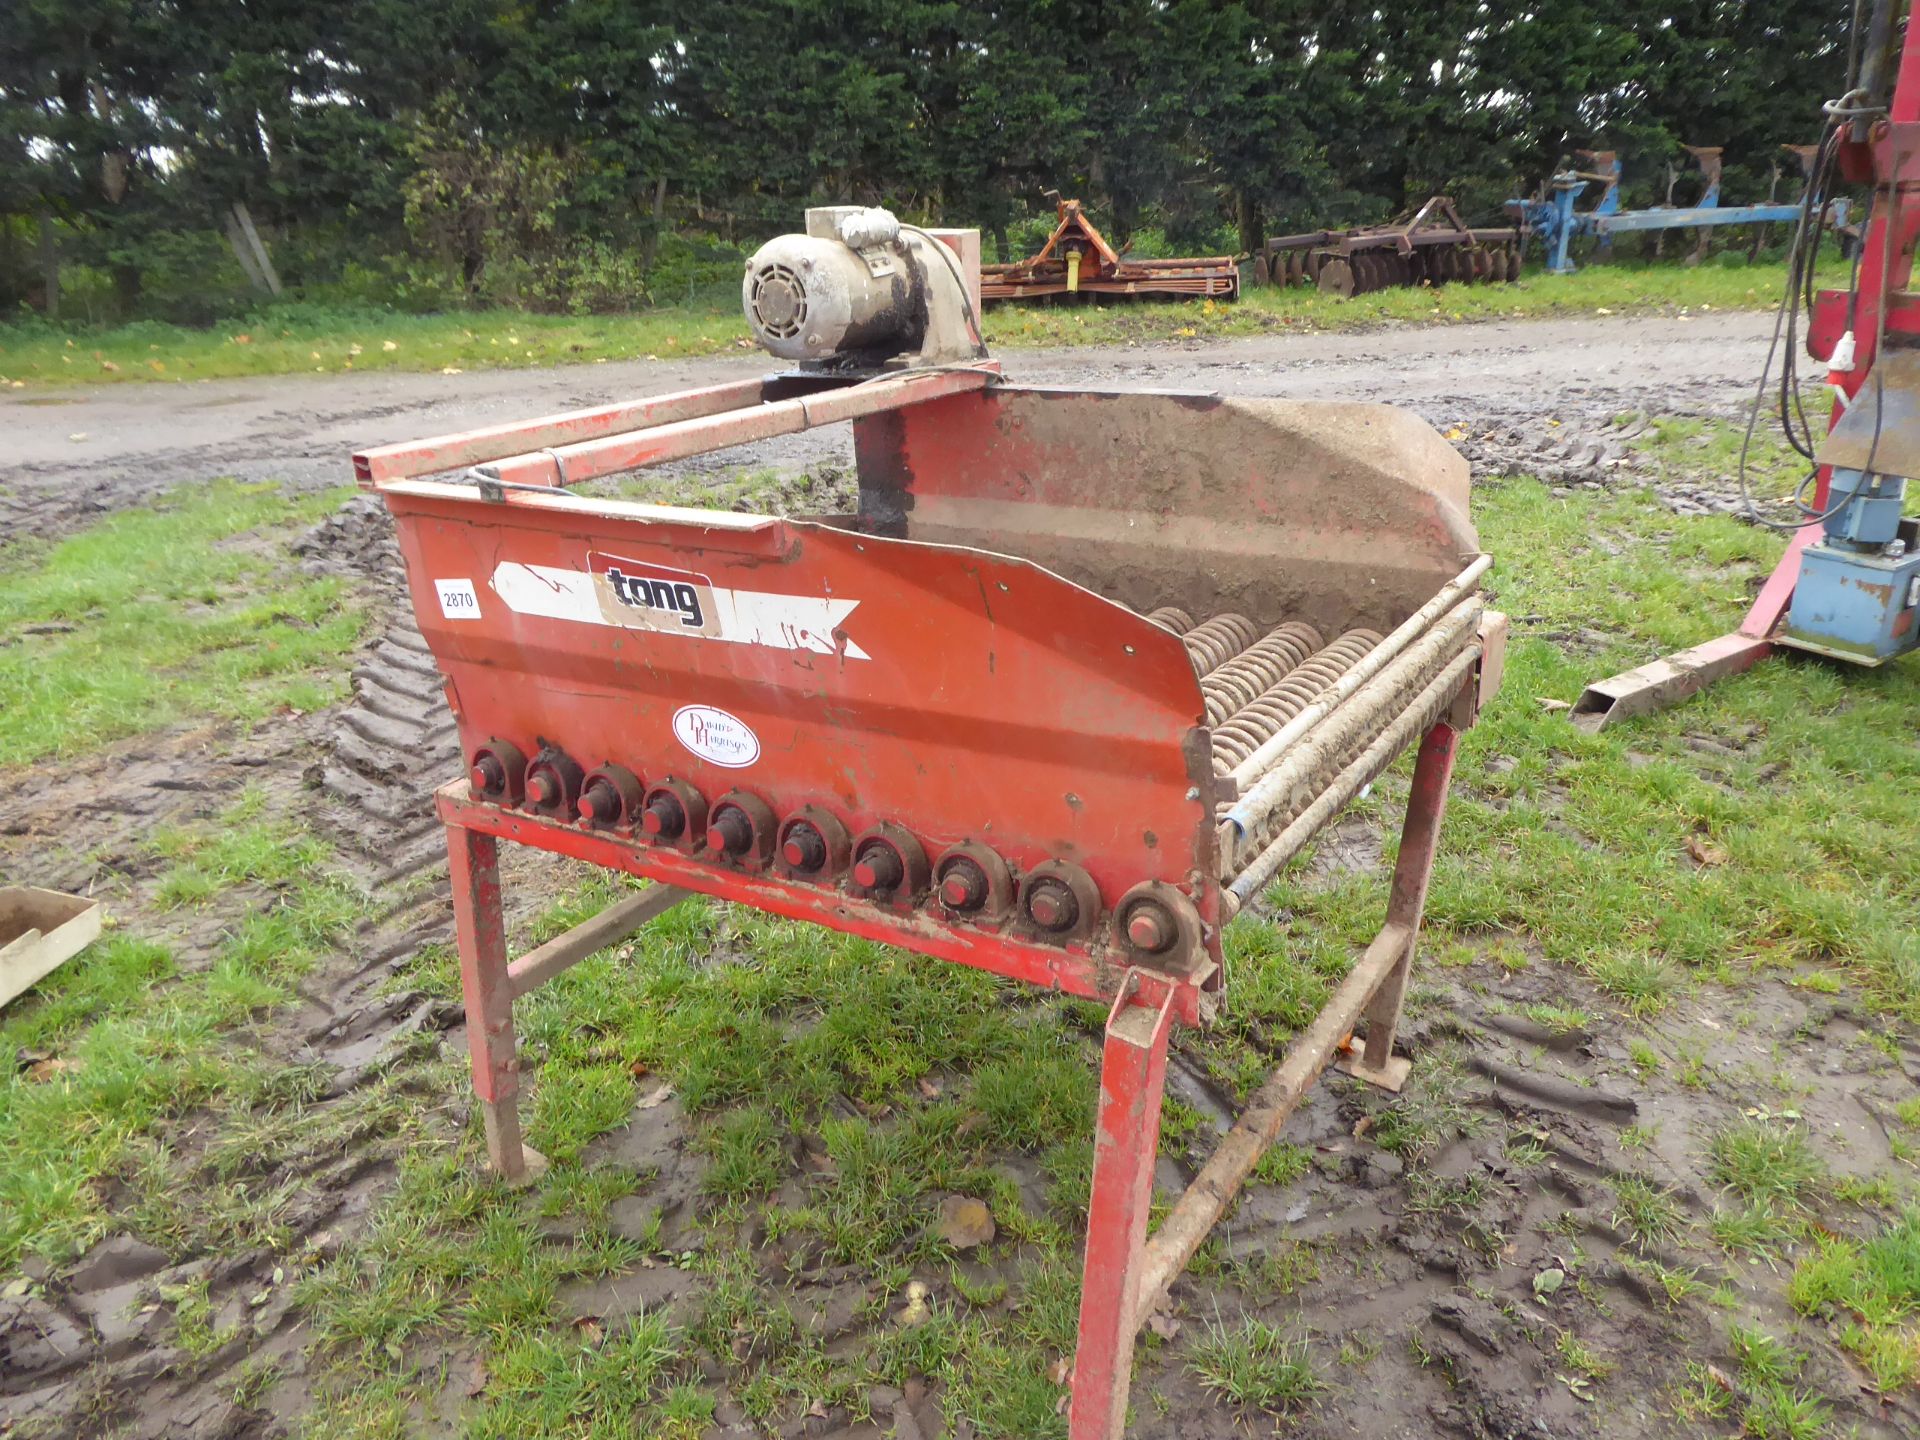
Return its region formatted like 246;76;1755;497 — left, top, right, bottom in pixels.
672;705;760;768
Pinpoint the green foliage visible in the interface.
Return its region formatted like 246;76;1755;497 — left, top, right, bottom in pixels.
1187;1315;1323;1413
0;480;365;760
0;0;1853;318
1789;1211;1920;1391
0;801;357;1268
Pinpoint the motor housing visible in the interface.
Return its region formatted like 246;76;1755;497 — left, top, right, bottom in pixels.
743;206;982;370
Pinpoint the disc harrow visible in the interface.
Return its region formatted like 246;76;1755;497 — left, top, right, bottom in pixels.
1255;195;1527;297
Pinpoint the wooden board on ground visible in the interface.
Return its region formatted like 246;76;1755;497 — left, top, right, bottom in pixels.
0;886;103;1010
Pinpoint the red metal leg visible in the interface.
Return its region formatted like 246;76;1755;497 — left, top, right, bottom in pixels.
1069;980;1178;1440
1351;721;1459;1090
446;820;541;1182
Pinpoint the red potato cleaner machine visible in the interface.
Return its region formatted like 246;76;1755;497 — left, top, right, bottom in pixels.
357;205;1506;1438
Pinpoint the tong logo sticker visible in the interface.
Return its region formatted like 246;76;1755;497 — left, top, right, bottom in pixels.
590;553;721;637
491;558;871;660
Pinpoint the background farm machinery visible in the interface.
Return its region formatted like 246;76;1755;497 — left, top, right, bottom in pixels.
1510;144;1853;275
1254;195;1528;296
357;203;1504;1437
980;195;1239;301
1253;143;1847;296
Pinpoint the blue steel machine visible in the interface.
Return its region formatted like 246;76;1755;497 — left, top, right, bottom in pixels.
1512;147;1849;276
1780;351;1920;663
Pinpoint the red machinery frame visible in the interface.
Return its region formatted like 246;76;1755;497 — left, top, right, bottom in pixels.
1573;1;1920;729
360;365;1499;1438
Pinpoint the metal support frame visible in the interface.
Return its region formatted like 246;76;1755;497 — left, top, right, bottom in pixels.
435;716;1462;1435
1061;721;1459;1439
1069;981;1178;1440
445;815;688;1181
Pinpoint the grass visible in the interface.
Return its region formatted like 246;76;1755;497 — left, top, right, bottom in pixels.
1709;1120;1825;1211
1186;1315;1322;1413
1789;1210;1920;1391
1727;1325;1830;1440
0;256;1841;388
1611;1175;1688;1251
0;794;362;1270
0;479;366;763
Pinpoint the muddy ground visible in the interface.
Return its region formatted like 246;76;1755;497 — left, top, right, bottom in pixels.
4;312;1908;1440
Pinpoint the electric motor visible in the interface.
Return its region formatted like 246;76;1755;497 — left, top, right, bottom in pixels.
742;206;981;368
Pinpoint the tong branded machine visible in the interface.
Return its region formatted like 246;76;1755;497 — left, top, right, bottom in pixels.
356;206;1505;1438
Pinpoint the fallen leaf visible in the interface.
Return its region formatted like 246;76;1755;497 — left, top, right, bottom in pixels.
230;333;252;345
25;1056;78;1082
1706;1363;1735;1392
348;344;363;356
935;1195;995;1250
1684;834;1729;867
806;1399;829;1419
270;1265;284;1285
1533;1267;1566;1296
382;339;399;351
1595;307;1614;315
917;1077;942;1100
637;1082;674;1109
440;366;464;375
1445;425;1466;440
1536;697;1571;712
99;361;119;373
464;1354;489;1397
1;1277;31;1298
572;1315;604;1344
248;1288;270;1307
1047;1357;1071;1386
67;432;88;442
310;351;322;360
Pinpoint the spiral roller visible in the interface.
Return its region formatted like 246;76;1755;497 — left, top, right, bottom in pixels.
1181;613;1260;675
1210;629;1383;773
1200;622;1324;725
1145;606;1196;634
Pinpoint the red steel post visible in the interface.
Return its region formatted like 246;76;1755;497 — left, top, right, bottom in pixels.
446;820;530;1178
1069;981;1178;1440
1360;722;1459;1076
